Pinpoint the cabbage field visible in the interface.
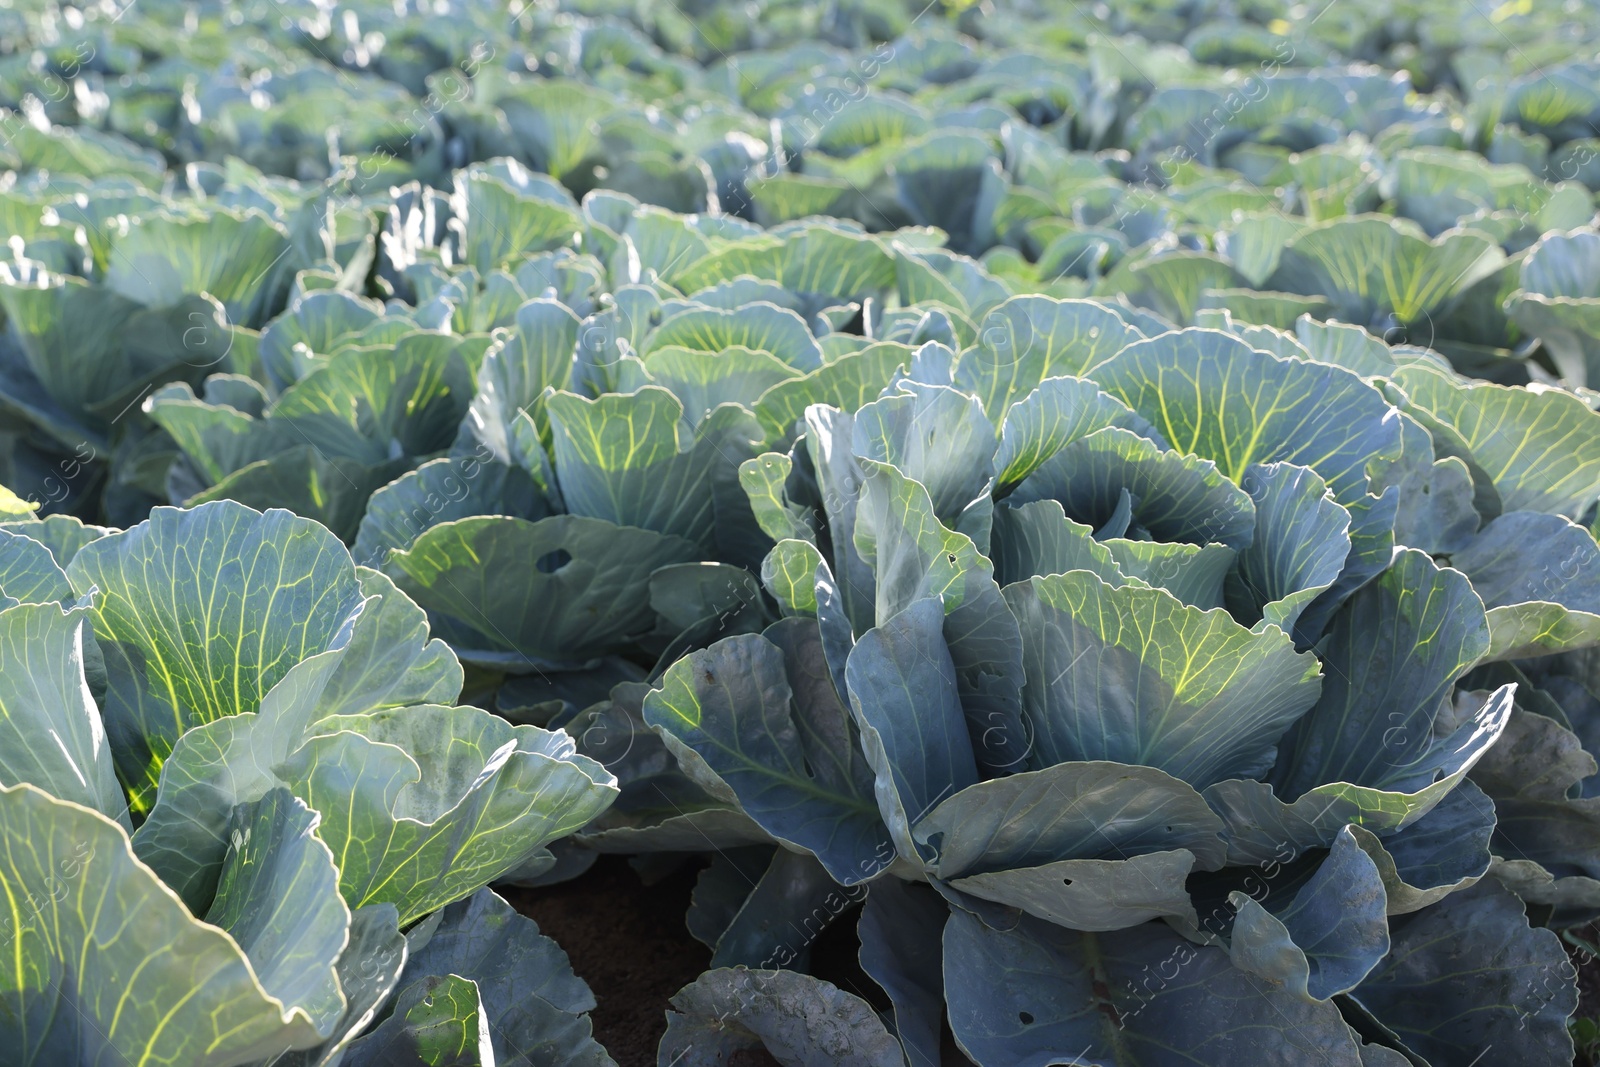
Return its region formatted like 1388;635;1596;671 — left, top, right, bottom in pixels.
9;0;1600;1064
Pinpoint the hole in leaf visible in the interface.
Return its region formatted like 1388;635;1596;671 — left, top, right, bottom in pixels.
537;549;573;574
947;553;957;564
1019;1011;1035;1025
1062;877;1073;887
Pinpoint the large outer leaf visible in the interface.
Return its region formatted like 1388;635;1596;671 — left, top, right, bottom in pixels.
545;387;715;546
845;598;980;865
1270;550;1490;799
275;904;407;1067
1107;251;1248;324
917;761;1228;877
65;501;364;808
1393;362;1600;519
1349;882;1576;1066
280;704;617;925
943;909;1367;1067
708;850;852;969
318;567;463;717
0;783;327;1066
0;530;77;605
106;207;292;327
0;601;127;827
352;451;551;566
1265;216;1503;327
1347;778;1496;915
383;514;700;668
686;847;775;951
204;789;349;1037
644;303;824;372
858;878;948;1067
270;332;479;464
1469;705;1600;925
1513;230;1600;385
0;275;145;431
955;296;1143;419
1004;572;1321;788
183;449;411;545
1294;317;1396;377
1226;827;1389;1000
1447;511;1600;660
145;380;302;485
1090;328;1401;507
572;681;770;854
642;621;893;885
917;762;1227;931
0;516;106;568
1205;685;1515;866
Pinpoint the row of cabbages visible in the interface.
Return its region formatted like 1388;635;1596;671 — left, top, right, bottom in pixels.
4;0;1600;1063
6;291;1600;1063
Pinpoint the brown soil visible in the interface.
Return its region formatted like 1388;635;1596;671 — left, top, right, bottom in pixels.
504;855;710;1066
506;855;972;1066
1574;930;1600;1066
504;853;894;1066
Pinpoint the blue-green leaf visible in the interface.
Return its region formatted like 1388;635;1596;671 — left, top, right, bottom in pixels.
0;601;126;827
943;909;1367;1067
1227;827;1389;1000
1348;882;1576;1066
65;501;364;809
0;784;330;1064
845;598;980;865
642;621;892;885
1005;572;1322;788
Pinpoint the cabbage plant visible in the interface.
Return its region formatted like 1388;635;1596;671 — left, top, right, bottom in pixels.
564;311;1600;1067
0;498;618;1065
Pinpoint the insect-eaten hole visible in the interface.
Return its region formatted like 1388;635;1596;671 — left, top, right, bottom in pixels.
1018;1011;1035;1025
1061;877;1074;887
536;549;573;574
